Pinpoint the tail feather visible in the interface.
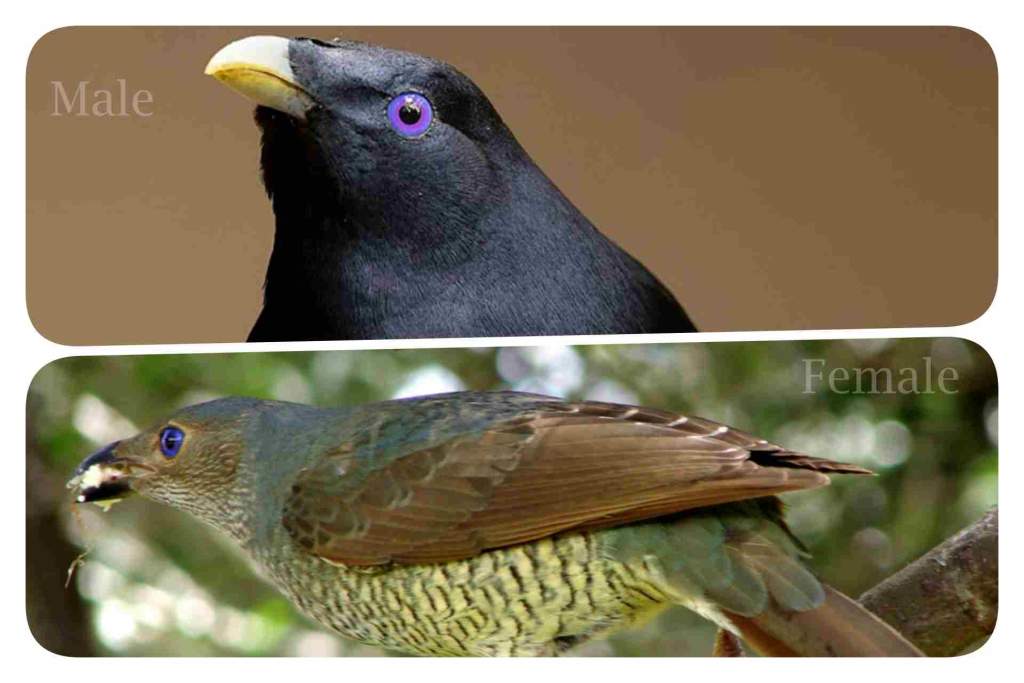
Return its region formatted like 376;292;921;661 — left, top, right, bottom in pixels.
726;585;923;656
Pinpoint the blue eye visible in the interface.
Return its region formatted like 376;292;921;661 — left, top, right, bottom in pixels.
387;93;433;137
159;426;185;458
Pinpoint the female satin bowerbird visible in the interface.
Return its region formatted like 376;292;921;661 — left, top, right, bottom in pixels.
205;36;697;341
70;390;921;656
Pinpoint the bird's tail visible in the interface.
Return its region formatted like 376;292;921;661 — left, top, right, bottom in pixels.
725;584;923;656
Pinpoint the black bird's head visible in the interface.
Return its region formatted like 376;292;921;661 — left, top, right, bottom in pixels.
204;35;695;339
205;35;515;242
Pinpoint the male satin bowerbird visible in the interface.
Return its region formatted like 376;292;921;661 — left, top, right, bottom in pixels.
204;36;697;341
69;391;921;656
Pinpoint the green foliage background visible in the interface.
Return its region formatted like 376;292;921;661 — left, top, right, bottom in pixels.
26;339;997;656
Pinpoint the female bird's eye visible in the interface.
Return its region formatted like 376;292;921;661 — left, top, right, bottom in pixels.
387;93;433;138
159;426;185;458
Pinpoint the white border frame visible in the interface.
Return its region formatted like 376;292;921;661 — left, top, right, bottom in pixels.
4;2;1015;679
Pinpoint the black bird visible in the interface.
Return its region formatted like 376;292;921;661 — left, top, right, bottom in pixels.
206;36;697;341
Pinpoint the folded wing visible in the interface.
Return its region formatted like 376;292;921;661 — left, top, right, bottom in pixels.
282;396;869;565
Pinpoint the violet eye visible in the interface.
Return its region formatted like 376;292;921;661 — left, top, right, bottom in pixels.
387;93;433;137
159;426;185;458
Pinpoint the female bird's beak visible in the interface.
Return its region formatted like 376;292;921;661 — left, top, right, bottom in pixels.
67;441;138;509
205;35;313;120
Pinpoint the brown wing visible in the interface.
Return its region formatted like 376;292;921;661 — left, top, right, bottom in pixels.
282;399;869;566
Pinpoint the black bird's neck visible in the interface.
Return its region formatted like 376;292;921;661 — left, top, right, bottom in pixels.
250;108;695;341
254;164;513;342
251;107;503;340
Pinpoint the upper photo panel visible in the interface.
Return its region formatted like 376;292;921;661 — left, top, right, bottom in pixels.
27;27;996;344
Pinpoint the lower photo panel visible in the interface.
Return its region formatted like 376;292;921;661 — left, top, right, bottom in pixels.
26;339;997;657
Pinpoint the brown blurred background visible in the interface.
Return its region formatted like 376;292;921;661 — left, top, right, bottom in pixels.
26;27;997;345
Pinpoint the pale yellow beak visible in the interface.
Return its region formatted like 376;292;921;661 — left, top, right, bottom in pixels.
205;35;313;120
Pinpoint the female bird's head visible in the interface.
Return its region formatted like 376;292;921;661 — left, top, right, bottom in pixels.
67;397;326;542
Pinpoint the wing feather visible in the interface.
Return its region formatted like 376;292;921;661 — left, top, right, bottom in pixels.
282;394;867;565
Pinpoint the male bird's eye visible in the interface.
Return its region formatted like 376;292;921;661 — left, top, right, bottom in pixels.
387;93;433;138
159;426;185;458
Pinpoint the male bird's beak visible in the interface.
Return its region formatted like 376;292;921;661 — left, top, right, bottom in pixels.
67;441;142;510
205;36;313;120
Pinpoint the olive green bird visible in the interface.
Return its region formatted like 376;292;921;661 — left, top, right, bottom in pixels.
68;391;922;657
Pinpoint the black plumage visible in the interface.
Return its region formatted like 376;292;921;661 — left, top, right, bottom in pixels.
218;37;697;341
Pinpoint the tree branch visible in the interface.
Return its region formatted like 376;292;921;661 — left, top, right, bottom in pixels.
26;408;96;656
859;508;998;656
